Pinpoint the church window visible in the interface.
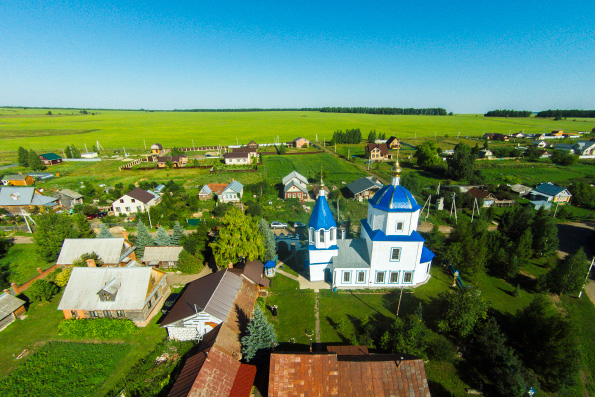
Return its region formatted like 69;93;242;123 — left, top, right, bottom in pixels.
403;271;413;283
330;228;335;241
309;229;314;243
389;271;399;283
375;271;385;284
357;271;366;283
390;248;401;261
342;271;351;283
319;230;325;243
396;221;403;231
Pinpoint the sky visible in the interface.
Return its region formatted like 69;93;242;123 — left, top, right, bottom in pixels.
1;1;594;113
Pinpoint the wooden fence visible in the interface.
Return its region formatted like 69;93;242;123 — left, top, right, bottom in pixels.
8;264;61;295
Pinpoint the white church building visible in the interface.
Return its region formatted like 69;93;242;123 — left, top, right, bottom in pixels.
307;163;435;289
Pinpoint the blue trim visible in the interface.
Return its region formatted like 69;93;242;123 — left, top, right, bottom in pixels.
375;270;386;284
390;247;401;262
402;271;414;284
388;271;400;284
308;245;339;251
420;246;435;263
341;270;352;284
309;261;331;266
369;184;422;212
356;270;366;284
361;219;425;242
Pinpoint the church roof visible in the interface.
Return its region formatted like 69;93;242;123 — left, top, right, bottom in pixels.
308;194;336;230
331;239;370;269
369;184;421;212
361;219;425;242
420;246;435;263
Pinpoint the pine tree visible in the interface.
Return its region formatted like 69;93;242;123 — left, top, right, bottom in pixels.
155;227;171;246
74;214;95;238
97;223;113;238
135;220;154;257
28;150;45;171
171;221;184;246
241;306;278;362
532;207;559;257
17;147;29;167
258;218;277;262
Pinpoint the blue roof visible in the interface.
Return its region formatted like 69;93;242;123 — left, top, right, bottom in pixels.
308;244;339;251
369;184;421;212
308;194;337;230
533;182;568;197
361;219;425;242
420;246;435;263
264;260;276;268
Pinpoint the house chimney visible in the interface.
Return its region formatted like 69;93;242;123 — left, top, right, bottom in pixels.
341;229;346;239
86;259;96;267
121;230;129;241
232;178;234;182
396;356;404;368
309;338;313;353
10;283;18;294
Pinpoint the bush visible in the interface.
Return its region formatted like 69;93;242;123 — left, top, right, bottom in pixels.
58;318;138;339
54;267;72;287
177;250;203;274
27;279;59;302
426;334;457;362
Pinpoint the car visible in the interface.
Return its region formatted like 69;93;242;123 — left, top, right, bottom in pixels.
294;222;306;228
270;221;287;229
97;212;108;218
161;293;180;314
85;214;97;220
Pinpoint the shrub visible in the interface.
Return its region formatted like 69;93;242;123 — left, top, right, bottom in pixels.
27;279;59;302
426;334;457;362
58;318;138;339
54;267;72;287
177;250;203;274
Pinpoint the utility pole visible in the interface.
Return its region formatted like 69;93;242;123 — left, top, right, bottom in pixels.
192;139;195;148
84;143;88;153
396;286;404;316
553;202;559;217
147;209;153;229
578;257;595;298
143;139;146;149
236;137;239;146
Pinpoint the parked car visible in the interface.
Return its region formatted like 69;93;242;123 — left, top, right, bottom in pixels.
97;212;108;218
161;293;180;314
85;214;97;220
294;222;306;228
270;221;287;229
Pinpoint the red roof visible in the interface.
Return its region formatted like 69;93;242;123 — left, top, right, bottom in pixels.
269;353;339;396
229;363;257;397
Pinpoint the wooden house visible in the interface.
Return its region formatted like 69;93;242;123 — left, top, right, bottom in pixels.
39;153;63;165
365;143;393;161
386;136;401;149
156;155;187;168
246;140;259;149
1;174;34;186
142;246;184;269
346;177;383;201
53;189;83;208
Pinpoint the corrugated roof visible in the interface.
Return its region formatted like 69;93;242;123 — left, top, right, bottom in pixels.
269;353;340;397
142;246;183;263
1;174;29;181
58;189;83;199
225;180;243;194
39;153;62;161
331;239;370;269
199;184;212;195
56;238;130;265
365;143;389;155
224;152;250;159
0;292;25;318
533;182;570;197
229;363;257;397
466;187;495;200
282;171;308;186
168;349;208;397
346;177;382;196
0;187;34;206
31;194;58;206
283;180;308;195
242;260;270;287
57;267;164;310
124;187;157;204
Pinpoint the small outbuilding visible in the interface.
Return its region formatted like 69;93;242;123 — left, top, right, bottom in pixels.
39;153;63;165
141;246;184;269
0;292;26;331
1;174;34;186
150;143;163;154
53;189;84;208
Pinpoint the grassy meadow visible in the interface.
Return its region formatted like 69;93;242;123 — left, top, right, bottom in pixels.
1;107;594;158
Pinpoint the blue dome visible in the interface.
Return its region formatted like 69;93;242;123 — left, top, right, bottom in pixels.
369;184;422;212
308;195;337;230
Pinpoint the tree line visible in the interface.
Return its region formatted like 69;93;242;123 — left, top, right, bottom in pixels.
536;109;595;118
484;109;532;117
329;128;363;144
319;107;448;115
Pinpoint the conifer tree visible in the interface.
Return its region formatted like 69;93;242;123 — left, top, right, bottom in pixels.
241;306;278;362
171;221;184;246
74;213;95;238
155;227;171;246
17;147;29;167
28;149;45;171
135;220;154;257
97;223;113;238
258;218;277;262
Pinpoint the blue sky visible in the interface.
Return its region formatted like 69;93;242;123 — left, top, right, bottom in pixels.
1;1;594;113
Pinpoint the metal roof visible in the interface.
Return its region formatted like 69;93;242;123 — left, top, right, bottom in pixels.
533;182;570;197
123;187;157;204
57;238;130;265
39;153;62;161
346;177;382;196
0;187;56;207
224;180;243;194
142;246;183;263
331;239;370;269
0;292;25;318
57;189;83;199
57;267;164;311
283;180;308;194
1;174;29;181
308;194;337;230
369;184;421;212
282;171;308;186
420;246;435;263
199;184;212;195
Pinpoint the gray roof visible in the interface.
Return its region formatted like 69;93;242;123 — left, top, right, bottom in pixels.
199;184;212;195
56;238;132;265
282;171;308;186
57;189;83;199
58;267;164;311
142;246;184;263
224;180;243;194
346;177;382;196
0;187;57;207
509;184;532;195
331;239;370;269
1;174;29;181
283;180;308;195
0;292;25;318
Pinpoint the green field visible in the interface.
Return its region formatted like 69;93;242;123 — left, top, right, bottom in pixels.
2;107;594;156
0;244;54;286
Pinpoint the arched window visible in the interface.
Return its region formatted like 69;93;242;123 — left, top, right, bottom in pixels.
319;229;325;243
329;228;335;241
309;228;314;243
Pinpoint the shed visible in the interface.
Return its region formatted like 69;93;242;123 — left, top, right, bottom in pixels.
142;246;184;269
0;293;26;331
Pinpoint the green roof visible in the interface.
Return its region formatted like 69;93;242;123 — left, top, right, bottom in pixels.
40;153;62;161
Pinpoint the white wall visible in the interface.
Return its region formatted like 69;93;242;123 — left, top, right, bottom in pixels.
112;194;153;216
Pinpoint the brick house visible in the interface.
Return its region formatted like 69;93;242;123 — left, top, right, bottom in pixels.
282;171;308;201
39;153;63;165
365;143;393;162
1;174;34;186
292;137;310;148
57;267;169;326
0;292;26;331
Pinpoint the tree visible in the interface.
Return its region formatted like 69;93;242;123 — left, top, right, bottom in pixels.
524;146;541;161
514;228;533;263
415;141;441;169
568;182;595;208
177;249;203;273
171;221;184;246
54;267;73;287
444;219;488;275
498;205;534;242
437;288;488;339
542;248;589;294
278;144;287;154
72;252;104;267
241;306;278;362
551;150;578;166
258;218;277;262
27;279;59;302
74;213;94;238
380;304;430;358
367;130;377;143
447;143;475;181
531;207;559;256
210;209;265;267
34;212;80;262
134;220;154;257
17;147;29;167
28;149;45;171
155;227;171;246
97;223;113;238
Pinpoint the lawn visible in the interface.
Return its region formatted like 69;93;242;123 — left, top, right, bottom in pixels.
0;243;53;286
0;341;132;397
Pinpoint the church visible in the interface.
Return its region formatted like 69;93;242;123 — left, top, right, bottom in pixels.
307;161;434;289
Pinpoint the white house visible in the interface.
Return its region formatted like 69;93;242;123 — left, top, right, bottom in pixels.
223;152;251;165
112;187;160;216
573;140;595;156
307;164;434;289
218;180;243;203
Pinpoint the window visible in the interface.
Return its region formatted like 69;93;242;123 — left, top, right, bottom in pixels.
116;310;125;318
403;271;413;284
89;311;98;318
389;271;399;283
396;221;403;231
357;271;366;283
131;199;136;203
125;207;131;212
319;230;325;243
116;207;121;212
104;310;112;318
293;193;296;198
390;248;401;261
119;199;124;203
376;271;385;284
309;229;314;243
343;271;351;283
70;310;78;318
137;206;142;211
147;300;152;309
330;228;335;240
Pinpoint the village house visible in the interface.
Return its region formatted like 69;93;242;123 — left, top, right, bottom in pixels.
291;137;310;148
157;155;188;168
39;152;63;165
246;140;259;149
529;182;572;204
0;292;26;331
223;151;251;165
218;180;243;203
1;174;34;186
478;149;493;159
483;133;509;141
509;132;525;139
509;184;532;196
0;186;58;215
57;267;169;326
53;188;84;208
112;187;160;216
268;347;430;396
346;176;383;201
81;152;98;158
573;140;595;156
199;183;225;201
56;237;136;267
307;163;435;288
550;130;564;136
531;140;547;148
141;246;184;269
282;171;308;201
465;187;509;207
538;149;551;158
151;143;163;154
365;143;393;162
161;269;258;341
386;136;401;149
